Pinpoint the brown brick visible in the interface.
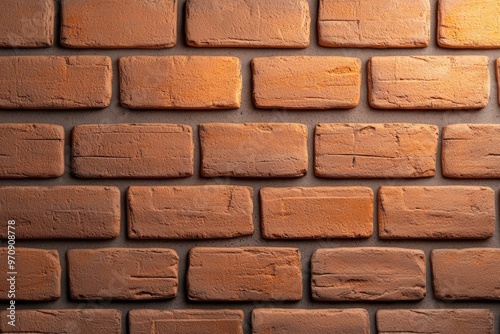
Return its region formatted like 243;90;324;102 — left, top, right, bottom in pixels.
0;248;60;301
0;309;122;334
315;123;438;178
72;124;193;178
0;123;64;178
128;186;254;239
377;309;494;334
0;0;54;47
0;186;120;239
120;56;241;109
68;248;179;300
61;0;177;48
260;187;373;239
432;248;500;300
186;0;310;48
129;309;243;334
379;186;495;239
311;247;426;301
188;247;302;301
368;56;490;109
0;56;112;109
200;123;308;178
252;309;370;334
319;0;430;48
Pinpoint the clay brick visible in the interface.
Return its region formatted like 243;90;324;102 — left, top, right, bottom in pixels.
68;248;179;300
120;56;241;109
0;186;120;239
0;248;60;301
0;309;122;334
129;309;244;334
0;123;64;178
0;56;112;109
319;0;430;48
377;309;494;334
311;247;426;301
368;56;490;109
315;123;438;178
252;308;369;334
72;124;193;178
185;0;310;48
252;56;361;109
260;187;373;239
0;0;54;47
128;186;254;239
61;0;177;48
379;186;495;239
432;248;500;300
188;247;302;301
200;123;308;178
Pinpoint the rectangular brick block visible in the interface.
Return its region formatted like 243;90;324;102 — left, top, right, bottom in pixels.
368;56;490;109
128;186;254;239
379;186;495;239
188;247;302;301
68;248;179;300
120;56;241;109
0;248;60;301
200;123;308;178
186;0;310;48
0;123;64;178
72;124;193;178
315;123;438;178
0;186;120;239
260;187;373;239
319;0;430;48
311;247;426;301
61;0;177;48
432;248;500;300
0;56;112;109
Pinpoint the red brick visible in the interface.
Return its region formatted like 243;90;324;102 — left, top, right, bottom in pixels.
315;123;438;178
128;186;254;239
0;56;112;109
68;248;179;300
432;248;500;300
368;56;490;109
311;247;426;301
186;0;310;48
260;187;373;239
120;56;241;109
0;248;60;301
61;0;177;48
72;123;193;178
0;186;120;239
188;247;302;301
0;123;64;178
200;123;308;178
379;186;495;239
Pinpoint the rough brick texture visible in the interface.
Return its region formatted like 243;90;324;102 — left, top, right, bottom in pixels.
68;248;179;300
311;247;426;301
0;123;64;178
120;56;241;109
260;187;373;239
61;0;177;48
188;247;302;301
368;56;490;109
200;123;308;178
315;123;438;178
186;0;310;48
0;56;112;109
72;124;193;178
319;0;430;48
